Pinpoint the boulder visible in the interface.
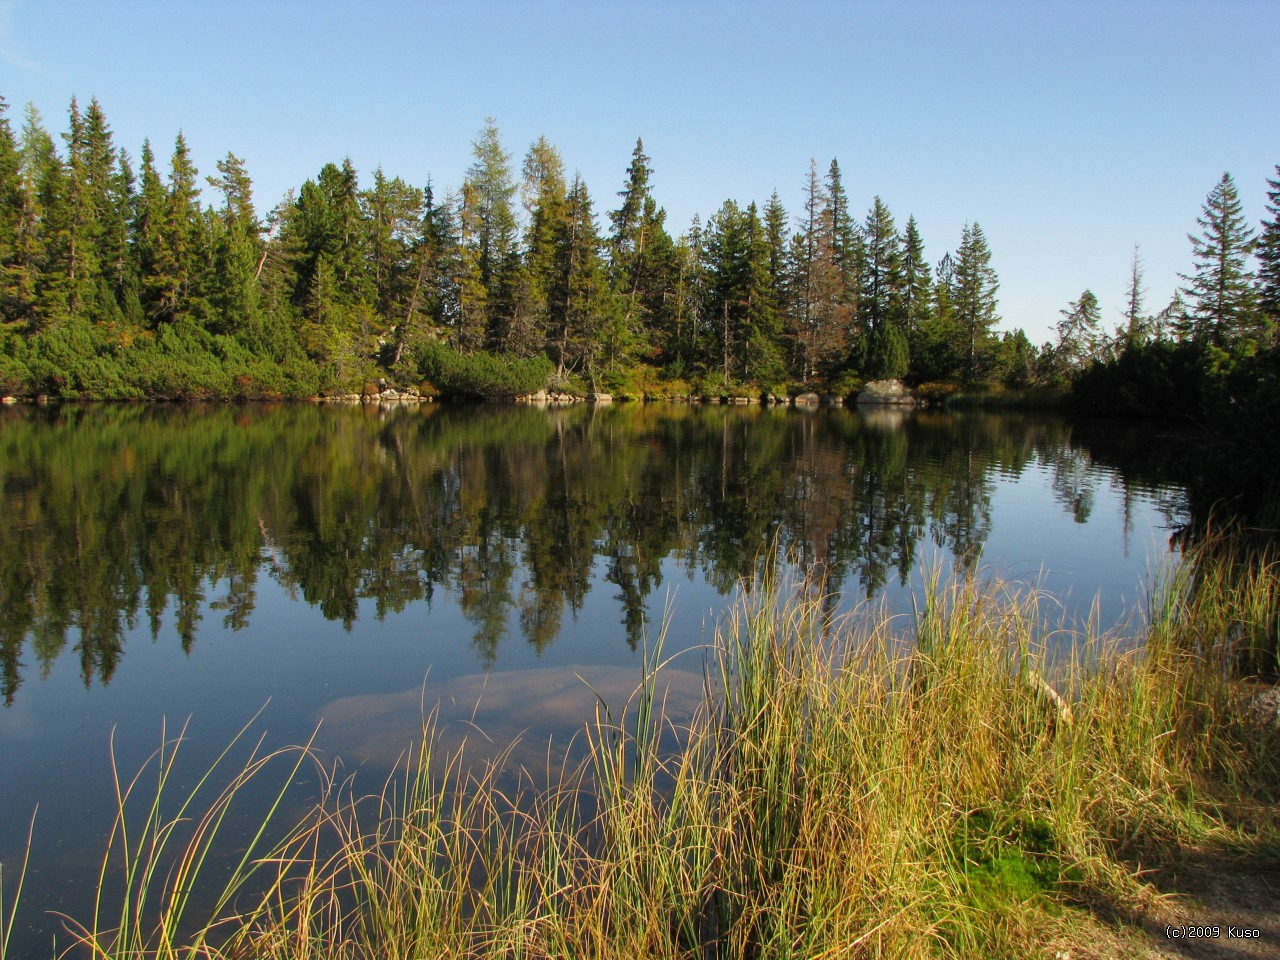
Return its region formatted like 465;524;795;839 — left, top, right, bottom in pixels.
793;392;820;405
585;392;613;403
856;379;916;405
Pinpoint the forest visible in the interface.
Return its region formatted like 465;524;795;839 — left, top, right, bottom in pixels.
0;95;1277;418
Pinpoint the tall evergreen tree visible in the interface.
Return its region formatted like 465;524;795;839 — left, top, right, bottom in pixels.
462;118;517;347
549;175;609;381
1054;289;1102;375
0;97;28;325
206;151;262;334
859;196;907;377
899;215;933;358
21;104;71;327
1179;171;1257;345
506;136;566;357
1257;165;1280;341
791;159;845;380
147;132;205;323
608;138;675;367
1119;244;1148;350
951;223;999;382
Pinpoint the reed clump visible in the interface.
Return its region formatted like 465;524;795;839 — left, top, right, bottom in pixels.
39;542;1280;959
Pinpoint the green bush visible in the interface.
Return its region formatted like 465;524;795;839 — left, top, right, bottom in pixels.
415;339;553;400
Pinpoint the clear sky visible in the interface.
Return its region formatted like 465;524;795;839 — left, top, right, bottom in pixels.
2;0;1277;344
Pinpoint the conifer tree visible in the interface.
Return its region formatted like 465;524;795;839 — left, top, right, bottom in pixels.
899;215;932;352
0;97;27;325
148;132;205;323
207;151;262;334
1054;289;1102;375
462;119;517;347
1180;172;1257;345
791;159;844;380
391;181;453;366
505;136;565;357
21;104;70;327
1119;244;1148;350
133;139;167;322
951;222;999;382
60;97;98;316
1257;165;1280;341
550;175;609;381
859;196;907;377
608;138;675;367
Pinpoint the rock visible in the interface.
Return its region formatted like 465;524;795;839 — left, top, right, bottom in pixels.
1;395;17;405
820;394;845;407
794;392;820;405
1247;685;1280;731
857;379;916;405
517;389;549;403
586;392;613;403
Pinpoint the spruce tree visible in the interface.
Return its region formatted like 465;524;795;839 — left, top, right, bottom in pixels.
463;118;517;346
506;136;566;358
951;223;999;383
0;97;27;325
1257;165;1280;341
899;215;933;362
859;196;907;377
1054;289;1102;375
1179;172;1257;345
21;104;70;327
1120;244;1148;350
608;138;675;368
207;151;262;334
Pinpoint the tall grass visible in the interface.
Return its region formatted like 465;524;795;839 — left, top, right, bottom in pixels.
47;539;1280;959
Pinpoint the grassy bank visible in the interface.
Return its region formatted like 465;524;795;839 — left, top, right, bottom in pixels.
16;542;1280;959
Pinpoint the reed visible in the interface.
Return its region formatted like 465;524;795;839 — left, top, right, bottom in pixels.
54;538;1280;959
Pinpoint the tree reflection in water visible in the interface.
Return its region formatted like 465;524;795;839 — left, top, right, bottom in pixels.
0;402;1187;703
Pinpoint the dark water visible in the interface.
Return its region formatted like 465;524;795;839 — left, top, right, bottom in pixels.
0;401;1191;953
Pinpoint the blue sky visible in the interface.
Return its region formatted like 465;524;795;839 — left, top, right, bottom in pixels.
2;0;1277;344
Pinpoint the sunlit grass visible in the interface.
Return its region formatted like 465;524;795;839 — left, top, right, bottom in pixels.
22;536;1280;959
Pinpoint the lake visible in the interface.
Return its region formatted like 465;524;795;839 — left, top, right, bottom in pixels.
0;400;1192;954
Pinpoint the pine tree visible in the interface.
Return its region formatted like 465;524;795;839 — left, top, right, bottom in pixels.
463;118;517;347
1179;172;1257;345
60;97;96;316
608;138;675;367
1257;165;1280;342
951;223;999;383
549;175;609;382
912;251;963;382
1120;244;1148;350
0;96;28;325
899;215;933;356
206;151;262;334
1054;289;1102;375
362;166;423;323
859;196;907;377
133;139;167;322
81;99;131;312
391;181;453;367
791;159;845;380
148;132;205;323
21;104;70;328
505;136;566;357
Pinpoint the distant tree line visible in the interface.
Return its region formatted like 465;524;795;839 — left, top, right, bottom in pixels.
1057;170;1280;485
0;96;1040;399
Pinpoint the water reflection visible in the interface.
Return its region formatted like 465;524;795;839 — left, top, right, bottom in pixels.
0;402;1186;704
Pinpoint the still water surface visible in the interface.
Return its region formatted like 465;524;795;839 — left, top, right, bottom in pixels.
0;401;1191;951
